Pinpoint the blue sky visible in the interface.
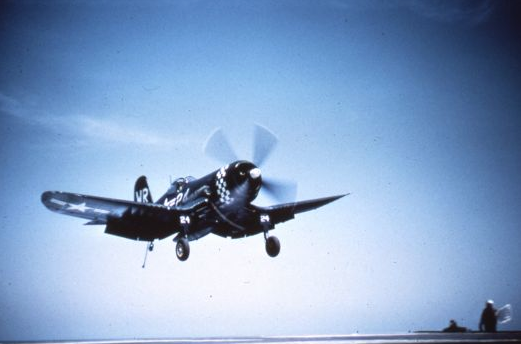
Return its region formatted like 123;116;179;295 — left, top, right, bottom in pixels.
1;0;520;340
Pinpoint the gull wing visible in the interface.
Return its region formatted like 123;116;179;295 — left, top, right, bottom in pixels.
41;191;205;241
41;191;163;223
253;194;348;225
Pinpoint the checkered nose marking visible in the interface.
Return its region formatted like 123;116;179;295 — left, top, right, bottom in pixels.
216;167;233;205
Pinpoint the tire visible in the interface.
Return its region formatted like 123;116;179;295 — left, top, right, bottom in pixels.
265;236;280;257
176;238;190;261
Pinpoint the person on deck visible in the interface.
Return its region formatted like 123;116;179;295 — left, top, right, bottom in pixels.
443;319;467;332
479;300;498;332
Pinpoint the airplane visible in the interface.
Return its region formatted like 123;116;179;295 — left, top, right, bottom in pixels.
41;125;348;265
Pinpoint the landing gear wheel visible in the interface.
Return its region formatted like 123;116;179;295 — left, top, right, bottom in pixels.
148;242;154;252
176;238;190;261
265;236;280;257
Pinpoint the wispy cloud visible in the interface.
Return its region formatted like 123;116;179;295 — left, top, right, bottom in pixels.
405;0;496;26
0;91;181;149
77;115;169;147
328;0;496;26
0;92;23;118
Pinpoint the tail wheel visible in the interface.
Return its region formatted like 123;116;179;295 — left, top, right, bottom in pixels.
265;236;280;257
176;238;190;261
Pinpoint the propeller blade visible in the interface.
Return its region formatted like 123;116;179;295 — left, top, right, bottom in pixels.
253;124;278;167
262;177;297;203
203;128;238;164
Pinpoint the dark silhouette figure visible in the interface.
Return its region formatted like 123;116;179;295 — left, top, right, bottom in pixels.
443;319;467;332
480;300;497;332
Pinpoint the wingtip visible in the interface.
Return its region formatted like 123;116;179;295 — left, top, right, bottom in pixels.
41;191;53;204
333;193;350;200
322;193;349;204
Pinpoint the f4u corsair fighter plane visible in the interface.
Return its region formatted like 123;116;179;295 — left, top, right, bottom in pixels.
42;126;347;264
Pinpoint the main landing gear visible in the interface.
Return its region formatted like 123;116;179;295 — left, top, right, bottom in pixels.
264;232;280;258
175;215;191;261
261;214;280;257
176;238;190;261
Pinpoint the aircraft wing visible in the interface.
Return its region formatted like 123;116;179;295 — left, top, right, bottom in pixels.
42;191;128;223
41;191;205;241
254;194;349;225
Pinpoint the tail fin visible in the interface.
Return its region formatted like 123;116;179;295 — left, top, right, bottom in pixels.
134;176;153;203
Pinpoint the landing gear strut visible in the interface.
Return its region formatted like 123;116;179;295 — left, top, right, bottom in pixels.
176;238;190;261
261;214;280;257
264;233;280;258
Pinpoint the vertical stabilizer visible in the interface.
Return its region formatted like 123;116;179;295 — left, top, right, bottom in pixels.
134;176;153;203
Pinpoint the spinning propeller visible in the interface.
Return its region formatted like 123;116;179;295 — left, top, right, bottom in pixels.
204;124;297;202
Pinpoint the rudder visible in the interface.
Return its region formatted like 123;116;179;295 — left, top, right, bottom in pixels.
134;176;153;203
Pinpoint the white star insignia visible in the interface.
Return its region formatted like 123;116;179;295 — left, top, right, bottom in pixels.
67;202;89;212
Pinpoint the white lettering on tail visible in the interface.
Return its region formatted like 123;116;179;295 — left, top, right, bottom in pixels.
135;188;149;203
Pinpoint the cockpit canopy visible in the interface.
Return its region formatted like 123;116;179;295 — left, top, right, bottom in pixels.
168;176;196;193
